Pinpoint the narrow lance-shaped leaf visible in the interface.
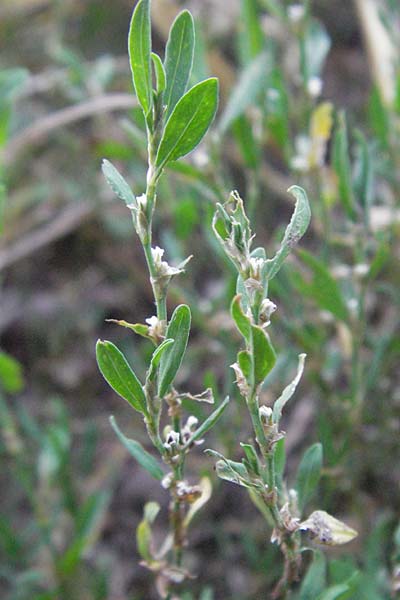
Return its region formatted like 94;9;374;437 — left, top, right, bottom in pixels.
101;159;136;207
164;10;195;118
231;294;251;342
219;51;270;133
296;442;323;512
158;305;191;397
299;551;327;600
273;353;306;423
128;0;152;116
155;78;218;171
183;396;230;449
151;52;166;94
146;338;174;382
251;325;276;386
110;416;164;480
332;111;355;220
264;185;311;280
96;340;146;414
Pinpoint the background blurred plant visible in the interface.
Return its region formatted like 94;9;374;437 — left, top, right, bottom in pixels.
1;0;399;598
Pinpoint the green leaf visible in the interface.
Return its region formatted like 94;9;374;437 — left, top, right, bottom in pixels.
332;111;355;220
251;325;276;386
58;491;110;575
240;442;260;475
238;350;252;382
137;519;152;562
0;351;24;394
151;52;166;94
128;0;152;116
238;0;264;65
231;295;251;342
147;338;174;382
264;185;311;280
317;584;351;600
158;305;191;397
155;78;219;171
96;340;146;413
164;10;195;118
110;416;164;480
183;396;230;449
273;353;306;423
206;450;251;487
296;249;349;322
101;159;136;207
296;442;323;512
219;51;270;133
300;551;327;600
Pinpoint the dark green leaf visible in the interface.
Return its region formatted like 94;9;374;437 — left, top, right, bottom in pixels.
264;186;311;280
251;325;276;386
110;416;164;480
158;305;191;397
231;294;251;342
183;396;230;449
147;338;174;382
96;340;146;413
296;442;323;512
128;0;152;116
101;159;136;206
155;78;218;170
164;10;195;118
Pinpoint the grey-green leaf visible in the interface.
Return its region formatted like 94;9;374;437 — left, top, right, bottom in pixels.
183;396;230;449
273;353;306;424
264;185;311;280
96;340;146;414
296;442;323;513
155;78;218;171
102;159;136;207
164;10;195;118
231;294;251;342
110;416;164;480
128;0;152;116
147;338;174;382
300;551;327;600
219;51;270;133
158;305;191;397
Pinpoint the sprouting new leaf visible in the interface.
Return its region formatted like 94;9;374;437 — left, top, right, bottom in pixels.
0;351;24;393
96;340;146;414
231;295;251;342
110;416;164;480
273;353;306;423
151;52;166;94
158;305;191;397
251;325;276;386
296;442;323;512
264;185;311;280
155;78;218;171
183;396;230;449
164;10;195;118
128;0;152;116
101;159;136;206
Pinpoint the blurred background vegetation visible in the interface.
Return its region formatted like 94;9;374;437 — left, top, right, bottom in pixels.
1;0;399;598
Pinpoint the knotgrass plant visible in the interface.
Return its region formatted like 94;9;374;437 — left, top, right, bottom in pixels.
97;1;357;597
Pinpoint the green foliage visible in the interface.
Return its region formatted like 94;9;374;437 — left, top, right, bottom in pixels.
155;78;219;170
96;340;147;414
296;443;323;512
158;304;191;397
128;0;152;117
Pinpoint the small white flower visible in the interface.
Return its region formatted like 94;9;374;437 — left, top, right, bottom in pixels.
288;4;305;23
307;77;323;98
161;472;173;489
259;405;273;423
